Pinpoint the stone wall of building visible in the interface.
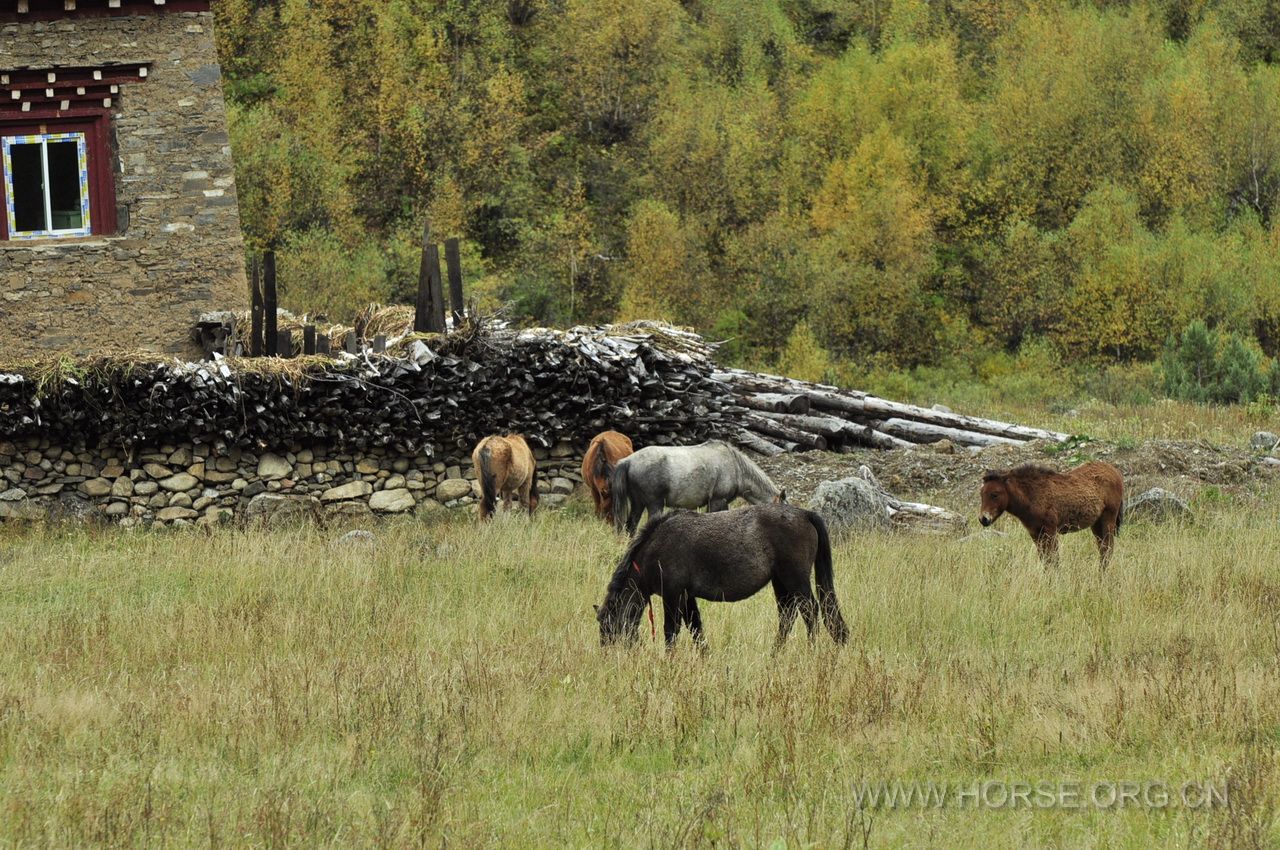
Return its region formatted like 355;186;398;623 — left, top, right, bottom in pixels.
0;437;587;527
0;11;246;360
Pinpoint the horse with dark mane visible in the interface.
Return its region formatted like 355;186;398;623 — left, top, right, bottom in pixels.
610;440;783;535
581;430;633;524
979;461;1124;568
595;504;848;651
472;433;539;520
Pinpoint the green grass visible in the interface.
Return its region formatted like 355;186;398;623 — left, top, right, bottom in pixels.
1;503;1279;847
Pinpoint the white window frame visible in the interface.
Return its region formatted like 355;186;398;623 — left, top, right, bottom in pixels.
1;132;92;240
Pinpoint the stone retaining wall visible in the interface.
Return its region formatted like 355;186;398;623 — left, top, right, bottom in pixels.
0;437;587;527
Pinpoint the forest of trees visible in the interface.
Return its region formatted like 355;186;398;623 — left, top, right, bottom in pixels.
214;0;1280;384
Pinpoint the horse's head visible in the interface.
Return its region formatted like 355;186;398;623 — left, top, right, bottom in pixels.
979;470;1010;526
595;585;645;647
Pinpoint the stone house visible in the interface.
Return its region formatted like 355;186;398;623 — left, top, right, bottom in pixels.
0;0;246;360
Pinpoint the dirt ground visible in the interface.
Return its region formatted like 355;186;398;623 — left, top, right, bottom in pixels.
759;437;1280;516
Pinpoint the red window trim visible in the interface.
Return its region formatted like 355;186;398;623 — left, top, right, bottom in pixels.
0;113;117;241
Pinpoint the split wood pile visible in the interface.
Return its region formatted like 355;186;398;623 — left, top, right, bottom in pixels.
0;319;1063;457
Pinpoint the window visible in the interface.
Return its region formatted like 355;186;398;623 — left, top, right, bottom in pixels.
2;132;91;239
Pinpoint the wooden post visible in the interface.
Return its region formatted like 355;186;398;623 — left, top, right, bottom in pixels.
303;324;316;355
264;250;278;356
372;334;387;353
344;332;358;354
277;330;293;358
316;335;331;356
445;237;464;328
249;255;263;357
414;222;432;333
426;244;446;333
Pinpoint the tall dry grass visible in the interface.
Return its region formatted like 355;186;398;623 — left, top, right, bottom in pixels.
0;498;1278;847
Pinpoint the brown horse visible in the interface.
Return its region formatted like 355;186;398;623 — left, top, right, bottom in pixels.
581;430;634;523
979;462;1124;568
472;434;539;520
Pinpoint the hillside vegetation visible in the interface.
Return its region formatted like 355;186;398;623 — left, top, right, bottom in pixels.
215;0;1280;381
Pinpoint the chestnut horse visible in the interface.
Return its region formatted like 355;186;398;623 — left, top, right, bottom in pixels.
979;462;1124;568
581;430;634;523
472;434;539;520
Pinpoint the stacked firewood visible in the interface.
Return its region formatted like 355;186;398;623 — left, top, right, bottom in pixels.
0;321;737;453
0;319;1063;455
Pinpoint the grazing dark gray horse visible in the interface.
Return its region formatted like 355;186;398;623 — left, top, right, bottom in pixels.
596;504;849;651
610;440;782;535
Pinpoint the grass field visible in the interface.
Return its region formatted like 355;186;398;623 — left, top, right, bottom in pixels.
1;497;1279;848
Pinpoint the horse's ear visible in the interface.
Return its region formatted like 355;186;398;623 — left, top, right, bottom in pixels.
592;604;599;614
982;470;1004;484
777;489;787;504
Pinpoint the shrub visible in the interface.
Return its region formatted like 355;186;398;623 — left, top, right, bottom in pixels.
1162;320;1270;404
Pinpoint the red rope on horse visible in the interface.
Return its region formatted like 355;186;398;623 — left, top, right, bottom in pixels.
633;560;656;642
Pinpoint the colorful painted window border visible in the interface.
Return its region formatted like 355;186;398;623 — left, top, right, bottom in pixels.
1;131;92;240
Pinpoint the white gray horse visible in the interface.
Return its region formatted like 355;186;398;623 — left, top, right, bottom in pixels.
610;440;783;535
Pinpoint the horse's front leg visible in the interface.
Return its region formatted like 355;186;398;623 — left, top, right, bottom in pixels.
662;592;682;650
683;598;708;654
1034;527;1060;568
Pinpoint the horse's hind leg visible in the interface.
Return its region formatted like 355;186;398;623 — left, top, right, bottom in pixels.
771;582;802;652
1093;514;1117;572
797;585;818;642
627;501;645;536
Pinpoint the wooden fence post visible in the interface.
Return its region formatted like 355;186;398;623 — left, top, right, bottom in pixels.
344;332;358;354
445;237;464;328
415;222;432;333
277;330;293;358
303;324;316;355
316;335;331;356
264;250;278;356
426;244;446;333
249;255;263;357
372;334;387;353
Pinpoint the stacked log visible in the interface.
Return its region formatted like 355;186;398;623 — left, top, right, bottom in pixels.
710;368;1067;454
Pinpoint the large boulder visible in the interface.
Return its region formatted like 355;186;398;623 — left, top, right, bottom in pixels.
369;488;415;513
436;479;473;502
1124;487;1191;524
1251;431;1280;451
48;492;102;526
245;493;323;528
807;478;891;533
257;453;293;481
321;481;373;502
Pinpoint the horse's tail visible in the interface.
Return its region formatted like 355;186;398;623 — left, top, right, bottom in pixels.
591;441;613;491
1115;499;1124;533
611;460;631;533
478;445;498;520
806;510;848;645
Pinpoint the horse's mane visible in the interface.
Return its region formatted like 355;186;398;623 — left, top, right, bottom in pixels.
992;464;1059;482
607;512;679;596
728;443;777;496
